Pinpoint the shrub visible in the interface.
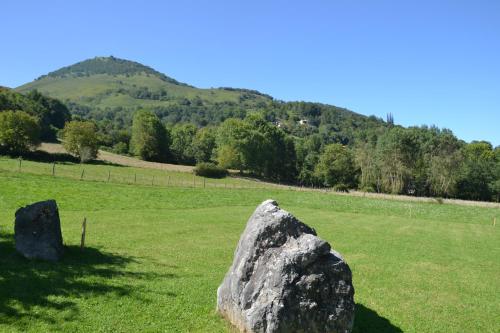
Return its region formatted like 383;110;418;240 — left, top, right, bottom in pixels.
360;185;376;193
333;184;350;193
112;142;129;155
194;162;228;178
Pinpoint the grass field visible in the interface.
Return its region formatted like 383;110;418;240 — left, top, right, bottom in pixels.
0;163;499;332
0;156;273;190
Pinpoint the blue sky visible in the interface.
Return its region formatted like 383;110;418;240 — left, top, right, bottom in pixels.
1;0;499;145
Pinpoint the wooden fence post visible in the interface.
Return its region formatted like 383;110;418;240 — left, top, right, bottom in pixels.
134;173;137;184
80;217;87;250
18;157;22;172
107;170;111;182
80;169;85;180
52;162;56;176
193;175;196;188
203;178;206;188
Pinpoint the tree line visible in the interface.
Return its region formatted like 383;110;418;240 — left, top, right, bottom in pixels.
1;88;499;202
124;110;499;202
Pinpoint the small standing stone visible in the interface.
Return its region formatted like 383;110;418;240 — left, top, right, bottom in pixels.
217;199;355;333
14;200;64;261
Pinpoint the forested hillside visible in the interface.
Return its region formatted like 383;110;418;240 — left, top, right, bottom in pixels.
0;87;70;141
7;56;500;202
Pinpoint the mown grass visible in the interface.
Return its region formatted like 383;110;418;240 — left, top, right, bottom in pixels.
0;166;498;333
0;156;271;189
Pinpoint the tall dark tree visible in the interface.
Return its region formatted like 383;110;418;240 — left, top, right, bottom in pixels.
244;114;297;181
490;146;500;202
130;110;170;162
295;134;323;186
25;90;71;130
456;141;496;201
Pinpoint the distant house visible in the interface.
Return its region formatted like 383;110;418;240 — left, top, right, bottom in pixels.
274;121;283;128
298;119;308;125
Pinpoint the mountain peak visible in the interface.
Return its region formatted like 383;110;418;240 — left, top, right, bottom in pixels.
37;56;189;86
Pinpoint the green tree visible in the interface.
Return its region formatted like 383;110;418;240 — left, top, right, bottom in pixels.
426;131;463;197
109;129;131;154
216;115;297;180
314;143;358;188
192;127;216;163
170;123;197;164
295;134;323;186
456;141;495;201
0;88;70;141
216;118;252;172
217;144;242;171
244;114;297;181
0;110;41;155
375;127;419;194
62;121;99;162
130;110;170;162
355;141;381;192
25;89;71;130
490;146;500;202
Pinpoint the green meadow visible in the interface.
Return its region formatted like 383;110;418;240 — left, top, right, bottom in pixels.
0;164;498;333
16;73;270;108
0;156;269;189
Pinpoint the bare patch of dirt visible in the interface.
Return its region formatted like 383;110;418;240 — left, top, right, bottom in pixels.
39;143;194;172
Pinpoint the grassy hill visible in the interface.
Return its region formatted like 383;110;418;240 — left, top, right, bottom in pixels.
15;56;385;144
16;56;273;115
0;160;499;332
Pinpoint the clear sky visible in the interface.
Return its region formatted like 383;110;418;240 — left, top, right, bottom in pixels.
1;0;499;146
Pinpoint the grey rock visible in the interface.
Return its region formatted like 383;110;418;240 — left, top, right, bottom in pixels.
217;200;355;333
14;200;64;261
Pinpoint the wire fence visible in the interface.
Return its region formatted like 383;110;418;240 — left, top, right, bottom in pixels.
0;157;285;190
3;157;498;208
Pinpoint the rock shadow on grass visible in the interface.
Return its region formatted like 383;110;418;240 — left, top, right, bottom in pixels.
353;303;403;333
0;231;176;329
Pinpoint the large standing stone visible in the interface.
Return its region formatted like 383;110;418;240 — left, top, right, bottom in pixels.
14;200;64;261
217;200;355;333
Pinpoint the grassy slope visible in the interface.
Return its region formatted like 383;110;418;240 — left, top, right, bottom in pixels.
0;166;499;333
0;156;273;189
16;73;270;109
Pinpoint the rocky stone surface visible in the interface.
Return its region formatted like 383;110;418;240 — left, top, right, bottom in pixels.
14;200;64;261
217;199;355;333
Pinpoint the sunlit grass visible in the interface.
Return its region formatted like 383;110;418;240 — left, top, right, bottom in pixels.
0;167;498;333
0;156;269;189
